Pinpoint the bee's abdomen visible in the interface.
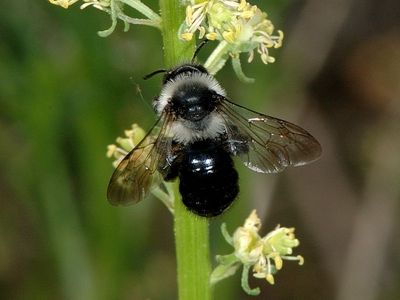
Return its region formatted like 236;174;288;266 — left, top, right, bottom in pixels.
178;141;239;217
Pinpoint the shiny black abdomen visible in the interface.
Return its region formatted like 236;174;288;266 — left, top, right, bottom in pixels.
178;140;239;217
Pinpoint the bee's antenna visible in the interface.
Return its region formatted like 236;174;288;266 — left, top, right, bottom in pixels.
143;69;167;80
191;40;209;63
128;75;154;112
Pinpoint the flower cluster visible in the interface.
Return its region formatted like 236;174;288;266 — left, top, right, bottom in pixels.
106;123;174;213
179;0;284;81
49;0;161;36
211;210;303;295
49;0;79;8
49;0;282;80
106;123;147;167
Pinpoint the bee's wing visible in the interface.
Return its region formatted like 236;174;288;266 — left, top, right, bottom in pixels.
218;98;322;173
107;114;174;206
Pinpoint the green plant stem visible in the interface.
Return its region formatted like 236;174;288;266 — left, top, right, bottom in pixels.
158;1;211;299
171;182;212;300
159;0;193;68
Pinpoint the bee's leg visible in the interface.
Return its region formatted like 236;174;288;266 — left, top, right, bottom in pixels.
222;127;250;156
158;150;182;182
160;161;180;181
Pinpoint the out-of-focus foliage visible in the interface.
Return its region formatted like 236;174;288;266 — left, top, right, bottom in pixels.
1;0;399;300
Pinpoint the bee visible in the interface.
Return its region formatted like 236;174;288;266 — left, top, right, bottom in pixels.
107;63;321;217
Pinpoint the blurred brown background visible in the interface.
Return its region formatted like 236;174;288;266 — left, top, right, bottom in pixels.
1;0;399;299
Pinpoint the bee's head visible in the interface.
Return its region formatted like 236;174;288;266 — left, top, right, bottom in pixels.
154;64;226;121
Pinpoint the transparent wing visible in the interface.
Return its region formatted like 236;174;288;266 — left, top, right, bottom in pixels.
107;114;174;206
218;98;322;173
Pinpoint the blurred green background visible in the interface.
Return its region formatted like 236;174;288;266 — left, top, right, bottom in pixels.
1;0;400;299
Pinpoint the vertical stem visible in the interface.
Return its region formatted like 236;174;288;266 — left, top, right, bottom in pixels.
159;0;193;67
158;1;211;299
171;182;212;300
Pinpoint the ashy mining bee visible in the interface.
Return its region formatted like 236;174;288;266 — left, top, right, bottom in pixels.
107;63;321;217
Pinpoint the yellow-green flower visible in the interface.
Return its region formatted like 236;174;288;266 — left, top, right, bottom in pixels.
106;123;146;167
48;0;80;8
179;0;283;81
232;210;263;264
211;210;303;295
254;225;304;285
106;123;174;213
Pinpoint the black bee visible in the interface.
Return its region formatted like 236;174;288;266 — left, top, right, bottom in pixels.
107;63;321;217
